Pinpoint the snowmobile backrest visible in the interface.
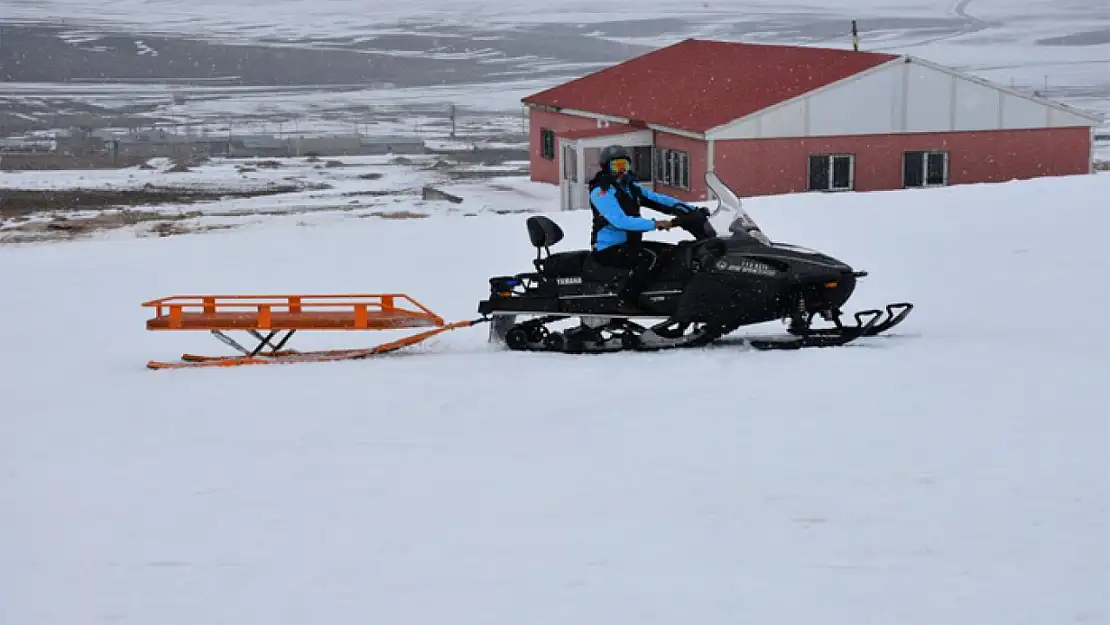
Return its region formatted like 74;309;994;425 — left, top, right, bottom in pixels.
526;216;564;250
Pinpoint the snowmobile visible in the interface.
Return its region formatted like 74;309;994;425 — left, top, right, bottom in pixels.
477;171;913;353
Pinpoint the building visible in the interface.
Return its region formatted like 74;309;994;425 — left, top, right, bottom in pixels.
359;135;426;155
89;130;425;159
223;134;289;157
110;129;211;161
521;39;1102;209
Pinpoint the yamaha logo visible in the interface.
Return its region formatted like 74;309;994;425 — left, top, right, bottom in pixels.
715;259;777;277
556;276;583;285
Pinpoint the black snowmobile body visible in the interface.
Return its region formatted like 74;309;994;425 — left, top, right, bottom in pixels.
477;172;912;353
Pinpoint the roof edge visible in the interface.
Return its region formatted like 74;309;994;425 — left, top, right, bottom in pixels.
647;124;704;140
533;106;706;139
903;55;1104;124
704;55;906;138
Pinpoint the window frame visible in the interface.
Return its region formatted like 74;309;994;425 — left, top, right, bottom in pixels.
902;150;949;188
654;147;690;191
540;128;555;160
632;146;653;182
807;153;855;192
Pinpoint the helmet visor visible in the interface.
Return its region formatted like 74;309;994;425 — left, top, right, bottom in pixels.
608;157;631;175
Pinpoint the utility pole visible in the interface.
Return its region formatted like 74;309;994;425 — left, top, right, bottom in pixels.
851;20;860;51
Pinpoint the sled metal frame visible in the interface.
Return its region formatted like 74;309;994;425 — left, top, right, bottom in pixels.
142;293;480;369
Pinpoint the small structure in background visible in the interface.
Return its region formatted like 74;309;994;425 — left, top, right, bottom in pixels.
359;135;426;156
421;186;464;203
0;137;55;153
1;126;427;169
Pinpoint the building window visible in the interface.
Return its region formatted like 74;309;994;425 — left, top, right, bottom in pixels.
632;146;653;182
540;128;555;160
903;150;948;187
808;154;854;191
655;148;689;190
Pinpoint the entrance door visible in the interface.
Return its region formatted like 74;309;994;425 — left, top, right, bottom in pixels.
579;146;601;208
559;140;581;211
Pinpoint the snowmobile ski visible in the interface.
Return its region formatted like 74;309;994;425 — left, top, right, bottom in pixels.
745;309;884;350
787;302;914;338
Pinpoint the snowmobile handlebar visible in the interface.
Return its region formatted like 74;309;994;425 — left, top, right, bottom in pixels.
665;207;727;267
672;206;717;240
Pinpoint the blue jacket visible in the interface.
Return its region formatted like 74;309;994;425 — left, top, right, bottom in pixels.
589;178;690;251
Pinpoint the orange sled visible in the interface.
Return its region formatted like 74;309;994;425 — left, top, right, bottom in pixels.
142;293;484;369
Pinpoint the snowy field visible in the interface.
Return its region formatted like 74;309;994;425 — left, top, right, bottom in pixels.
0;154;556;242
4;0;1106;48
2;171;1107;624
0;154;539;209
2;0;1107;136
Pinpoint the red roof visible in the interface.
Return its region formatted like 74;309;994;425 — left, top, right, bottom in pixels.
523;39;898;134
556;126;641;139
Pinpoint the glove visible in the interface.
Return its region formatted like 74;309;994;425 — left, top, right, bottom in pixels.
655;219;677;230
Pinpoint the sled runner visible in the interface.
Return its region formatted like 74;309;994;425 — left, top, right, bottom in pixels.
142;293;483;369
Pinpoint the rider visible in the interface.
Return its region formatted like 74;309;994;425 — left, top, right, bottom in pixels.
588;144;697;313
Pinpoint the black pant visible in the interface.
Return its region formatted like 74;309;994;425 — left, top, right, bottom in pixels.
592;242;664;303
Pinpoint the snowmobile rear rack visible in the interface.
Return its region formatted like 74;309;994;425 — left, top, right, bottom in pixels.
142;293;483;369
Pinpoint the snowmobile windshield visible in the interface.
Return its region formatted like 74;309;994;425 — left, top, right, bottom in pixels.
706;171;744;215
705;171;748;234
705;171;770;244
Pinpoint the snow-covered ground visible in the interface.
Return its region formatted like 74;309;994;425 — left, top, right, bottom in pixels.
1;0;1102;47
2;171;1107;624
0;154;555;241
2;0;1106;136
0;79;541;138
0;0;969;41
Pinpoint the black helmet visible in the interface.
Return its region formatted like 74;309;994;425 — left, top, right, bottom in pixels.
599;144;631;168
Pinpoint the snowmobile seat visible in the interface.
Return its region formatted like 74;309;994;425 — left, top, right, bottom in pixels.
581;255;629;283
526;216;563;251
527;216;594;278
540;250;591;277
524;215;627;283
